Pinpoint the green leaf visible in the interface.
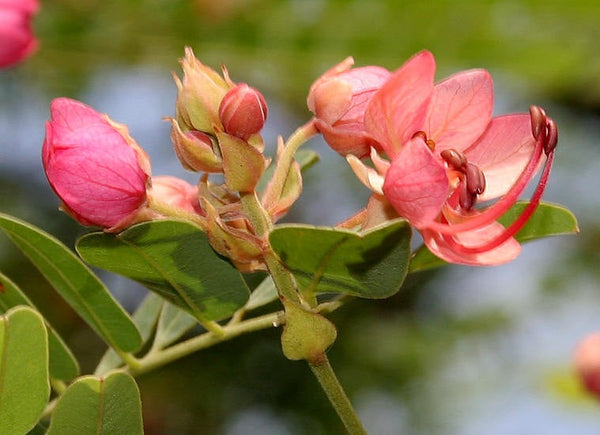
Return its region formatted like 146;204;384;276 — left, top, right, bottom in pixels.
0;213;142;353
47;371;143;435
0;272;79;381
95;293;163;375
244;276;278;311
152;302;198;351
269;219;411;298
0;306;50;435
76;219;250;322
409;201;579;273
497;201;579;241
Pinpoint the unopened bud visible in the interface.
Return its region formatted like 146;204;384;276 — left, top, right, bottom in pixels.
170;118;223;173
219;83;268;139
174;47;231;134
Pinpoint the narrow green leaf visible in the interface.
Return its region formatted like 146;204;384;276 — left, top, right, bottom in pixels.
409;201;579;273
95;293;163;375
244;276;278;311
0;306;50;435
257;148;320;193
0;213;141;352
152;302;198;351
0;272;79;381
47;371;143;435
76;219;250;322
269;219;411;298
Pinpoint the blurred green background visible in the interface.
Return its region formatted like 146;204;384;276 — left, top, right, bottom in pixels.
2;0;600;433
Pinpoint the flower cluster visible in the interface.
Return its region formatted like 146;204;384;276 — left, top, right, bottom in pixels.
0;0;38;68
43;48;558;269
308;51;557;266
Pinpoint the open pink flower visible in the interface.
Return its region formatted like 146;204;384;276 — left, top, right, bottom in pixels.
43;98;152;231
307;57;391;157
351;51;557;265
0;0;38;68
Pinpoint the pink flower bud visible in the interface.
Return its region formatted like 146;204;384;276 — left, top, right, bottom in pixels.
574;332;600;398
307;57;391;157
218;83;268;139
42;98;151;231
0;0;39;68
148;176;203;215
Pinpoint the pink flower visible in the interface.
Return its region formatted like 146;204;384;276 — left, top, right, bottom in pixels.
148;176;203;215
0;0;38;68
307;57;391;158
574;332;600;399
351;51;557;265
43;98;152;231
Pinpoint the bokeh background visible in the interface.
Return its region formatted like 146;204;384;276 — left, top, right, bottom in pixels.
1;0;600;433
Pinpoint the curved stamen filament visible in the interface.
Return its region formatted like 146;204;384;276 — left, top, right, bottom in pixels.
439;148;554;255
424;131;546;235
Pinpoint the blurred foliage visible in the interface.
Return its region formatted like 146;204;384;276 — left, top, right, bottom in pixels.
30;0;600;112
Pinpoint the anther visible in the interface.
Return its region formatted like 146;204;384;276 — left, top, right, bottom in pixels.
459;185;476;210
412;131;427;141
441;149;467;170
544;118;558;155
529;105;547;140
465;163;486;195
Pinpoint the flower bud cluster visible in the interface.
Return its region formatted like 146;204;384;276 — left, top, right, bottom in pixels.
170;48;269;195
42;48;278;271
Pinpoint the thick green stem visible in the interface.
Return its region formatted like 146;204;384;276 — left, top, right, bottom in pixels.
129;311;284;377
309;357;367;435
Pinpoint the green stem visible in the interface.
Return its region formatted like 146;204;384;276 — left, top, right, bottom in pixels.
309;356;367;435
129;311;284;377
147;195;207;230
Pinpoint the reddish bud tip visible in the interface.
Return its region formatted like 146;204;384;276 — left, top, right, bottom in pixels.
218;83;268;139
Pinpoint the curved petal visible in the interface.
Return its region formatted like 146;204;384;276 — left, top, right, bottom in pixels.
426;69;493;152
465;114;539;200
382;136;448;228
422;222;522;266
364;50;435;158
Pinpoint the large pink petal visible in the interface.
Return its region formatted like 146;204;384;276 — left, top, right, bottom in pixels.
364;50;435;158
49;98;110;134
421;221;522;266
382;136;448;228
464;114;538;200
426;69;493;152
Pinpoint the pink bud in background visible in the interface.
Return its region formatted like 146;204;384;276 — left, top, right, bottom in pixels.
42;98;151;231
218;83;268;139
574;332;600;398
307;57;391;158
0;0;39;68
148;176;203;215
